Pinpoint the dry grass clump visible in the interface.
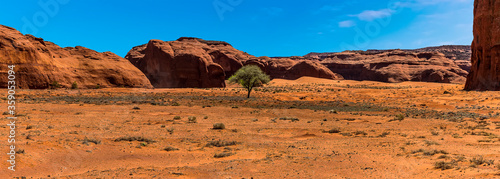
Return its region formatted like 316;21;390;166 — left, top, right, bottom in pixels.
214;152;234;158
188;116;197;123
163;146;179;152
323;128;341;134
212;123;225;130
434;161;456;170
411;149;448;156
82;138;101;145
279;117;299;122
389;114;405;122
469;156;495;167
114;136;155;143
206;140;238;147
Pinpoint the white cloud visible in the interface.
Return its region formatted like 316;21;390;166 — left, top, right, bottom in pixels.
350;9;394;21
338;20;356;28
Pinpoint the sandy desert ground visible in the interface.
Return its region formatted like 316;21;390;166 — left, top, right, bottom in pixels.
1;77;499;178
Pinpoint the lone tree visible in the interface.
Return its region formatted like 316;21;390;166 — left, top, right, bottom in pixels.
229;65;270;98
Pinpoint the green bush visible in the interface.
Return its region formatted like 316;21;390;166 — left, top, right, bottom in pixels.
50;81;61;89
71;82;78;89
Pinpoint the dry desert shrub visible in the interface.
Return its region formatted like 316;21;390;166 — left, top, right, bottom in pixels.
389;114;405;122
163;146;179;152
71;81;78;89
412;149;448;156
205;140;238;147
212;123;225;130
323;128;341;134
279;117;299;122
354;131;368;136
214;152;234;158
166;127;174;134
469;156;494;166
424;140;440;146
114;136;155;143
188;116;197;123
82;138;101;145
434;161;455;170
378;132;390;137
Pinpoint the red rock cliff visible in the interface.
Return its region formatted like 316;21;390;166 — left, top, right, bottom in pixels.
126;38;342;88
0;25;152;89
306;50;468;83
465;0;500;90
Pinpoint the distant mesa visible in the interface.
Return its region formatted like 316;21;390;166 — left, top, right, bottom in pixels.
305;46;471;83
465;0;500;90
126;37;342;88
0;25;152;89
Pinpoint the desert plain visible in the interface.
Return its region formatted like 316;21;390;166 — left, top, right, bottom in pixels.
1;77;499;178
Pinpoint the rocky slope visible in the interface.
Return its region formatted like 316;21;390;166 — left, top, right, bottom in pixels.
305;49;469;83
306;45;471;72
415;45;471;72
245;57;343;80
465;0;500;90
126;38;342;88
0;25;152;89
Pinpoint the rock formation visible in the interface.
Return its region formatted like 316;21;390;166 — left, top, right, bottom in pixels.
126;38;342;88
305;50;468;83
125;38;243;88
244;57;343;80
306;45;472;72
465;0;500;90
0;25;152;89
415;45;471;72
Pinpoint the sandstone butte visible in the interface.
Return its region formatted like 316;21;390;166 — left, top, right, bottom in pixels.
0;25;152;89
305;49;469;83
126;37;342;88
465;0;500;90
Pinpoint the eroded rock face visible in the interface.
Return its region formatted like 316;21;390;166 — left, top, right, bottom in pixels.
306;50;468;83
244;57;343;80
416;46;472;72
126;38;236;88
0;25;152;89
465;0;500;90
126;38;343;88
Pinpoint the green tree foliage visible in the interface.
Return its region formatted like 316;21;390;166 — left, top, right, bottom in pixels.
229;65;270;98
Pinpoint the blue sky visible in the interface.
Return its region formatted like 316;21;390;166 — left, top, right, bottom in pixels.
0;0;473;57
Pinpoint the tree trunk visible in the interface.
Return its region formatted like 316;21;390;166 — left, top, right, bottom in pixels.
247;87;252;98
